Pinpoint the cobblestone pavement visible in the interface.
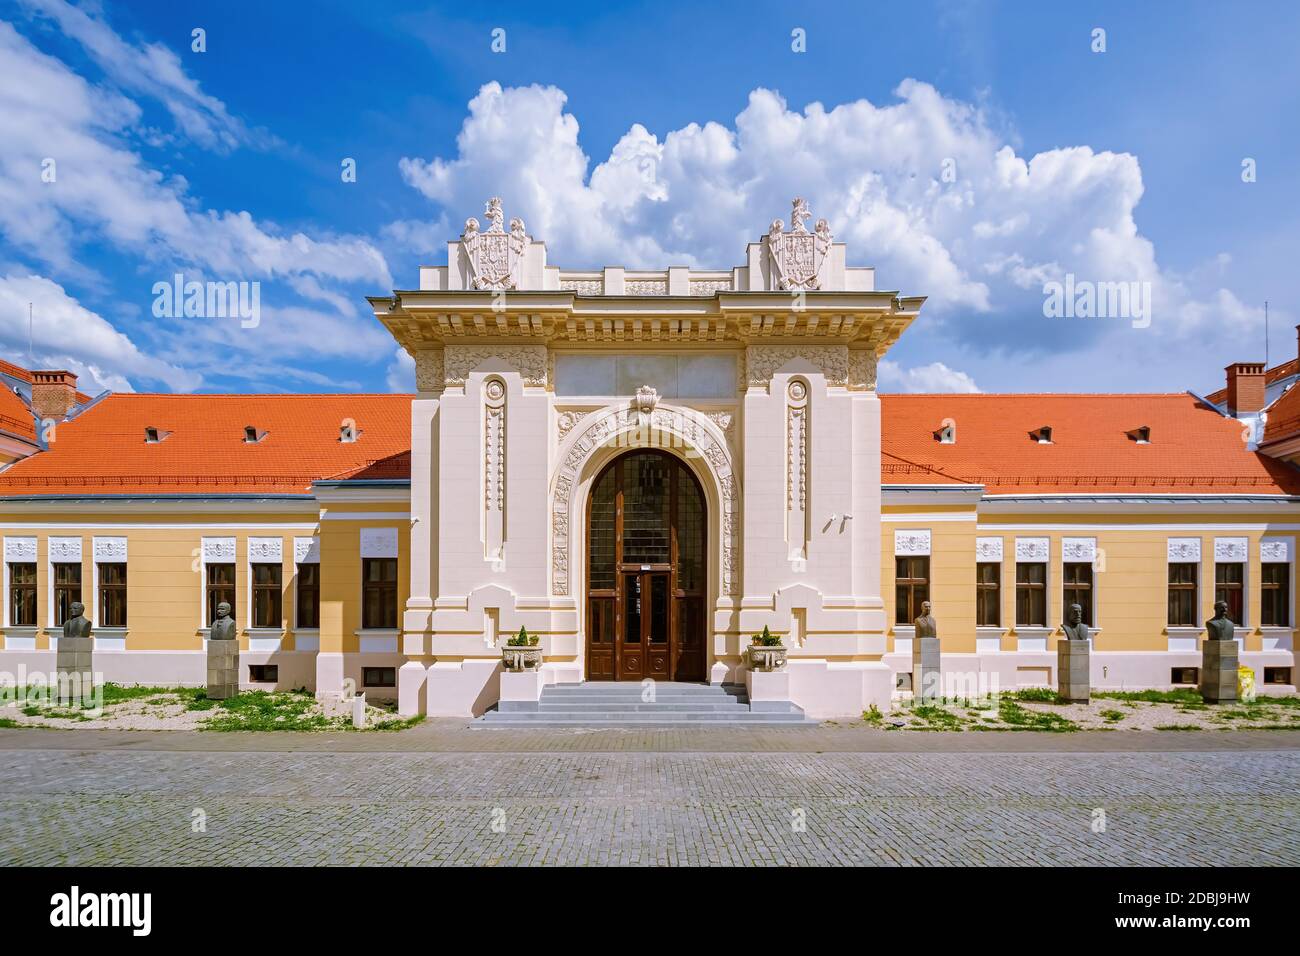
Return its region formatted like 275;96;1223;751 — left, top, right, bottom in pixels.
0;731;1296;865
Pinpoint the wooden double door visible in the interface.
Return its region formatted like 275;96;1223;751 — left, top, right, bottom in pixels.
585;450;707;681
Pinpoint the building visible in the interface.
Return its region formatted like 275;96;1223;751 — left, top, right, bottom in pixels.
0;198;1294;717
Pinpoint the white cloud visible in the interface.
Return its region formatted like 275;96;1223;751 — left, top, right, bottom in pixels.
879;360;981;394
17;0;273;153
0;274;197;392
396;80;1259;389
385;348;414;393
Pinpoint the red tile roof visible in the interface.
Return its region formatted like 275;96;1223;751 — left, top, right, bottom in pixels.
1204;357;1298;406
0;385;37;443
1262;382;1300;447
0;357;93;404
880;393;1300;495
0;394;414;496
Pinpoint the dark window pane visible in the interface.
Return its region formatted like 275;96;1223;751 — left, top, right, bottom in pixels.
1167;562;1198;627
1262;563;1289;627
206;563;236;625
296;563;320;629
53;562;82;627
252;563;282;628
1215;562;1244;625
361;558;397;629
621;454;671;564
976;562;1000;627
98;563;127;627
894;555;930;625
1063;562;1093;627
588;469;617;591
1015;562;1047;627
8;562;36;627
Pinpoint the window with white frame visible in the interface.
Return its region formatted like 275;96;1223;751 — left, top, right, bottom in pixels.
248;537;283;629
1167;537;1201;627
4;536;37;628
1015;537;1049;627
1062;537;1097;628
294;536;320;629
1213;537;1247;626
1261;538;1292;628
201;537;236;627
93;536;128;628
975;537;1002;627
360;528;398;630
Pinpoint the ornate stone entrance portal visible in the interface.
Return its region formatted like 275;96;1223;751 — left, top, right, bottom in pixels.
586;450;707;681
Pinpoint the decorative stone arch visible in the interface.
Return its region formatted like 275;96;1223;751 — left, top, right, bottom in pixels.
550;401;739;598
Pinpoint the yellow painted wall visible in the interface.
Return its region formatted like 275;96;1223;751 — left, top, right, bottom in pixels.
883;506;1299;654
0;509;409;653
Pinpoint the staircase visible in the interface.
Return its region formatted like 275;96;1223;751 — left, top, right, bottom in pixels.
476;681;815;727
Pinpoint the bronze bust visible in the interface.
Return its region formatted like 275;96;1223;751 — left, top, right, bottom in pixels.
1206;600;1235;642
61;601;91;639
913;600;937;640
209;601;237;641
1061;603;1090;642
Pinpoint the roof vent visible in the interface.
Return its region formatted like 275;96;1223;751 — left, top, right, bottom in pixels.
339;421;360;443
144;427;170;444
244;426;266;444
1030;426;1053;444
1127;425;1151;444
933;420;956;444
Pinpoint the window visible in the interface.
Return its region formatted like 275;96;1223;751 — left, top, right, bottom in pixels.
248;664;278;683
8;563;36;627
53;562;82;627
1063;562;1094;627
1215;562;1244;625
251;563;282;628
894;556;929;625
363;666;396;688
1170;666;1199;686
296;563;320;629
362;558;397;629
1264;667;1292;685
206;562;236;625
1167;562;1198;627
98;563;127;627
976;562;1000;627
1262;563;1290;627
1016;562;1047;627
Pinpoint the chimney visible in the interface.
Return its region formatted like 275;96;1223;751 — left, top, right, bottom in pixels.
1224;362;1266;415
30;370;78;422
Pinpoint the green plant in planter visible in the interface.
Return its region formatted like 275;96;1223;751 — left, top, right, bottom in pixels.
751;625;783;647
506;626;539;647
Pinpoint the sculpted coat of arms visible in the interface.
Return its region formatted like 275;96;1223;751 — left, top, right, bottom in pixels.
766;197;833;291
462;197;529;290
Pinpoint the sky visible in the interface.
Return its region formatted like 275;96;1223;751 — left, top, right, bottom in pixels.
1;0;1298;397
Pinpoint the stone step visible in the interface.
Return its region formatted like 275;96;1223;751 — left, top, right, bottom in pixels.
478;711;814;725
535;701;756;712
542;684;745;695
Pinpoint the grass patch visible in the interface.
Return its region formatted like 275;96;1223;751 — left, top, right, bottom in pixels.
0;717;25;728
200;690;343;732
907;704;969;731
1099;709;1127;724
1010;687;1063;704
1154;724;1200;731
862;704;884;727
357;714;425;732
995;698;1078;732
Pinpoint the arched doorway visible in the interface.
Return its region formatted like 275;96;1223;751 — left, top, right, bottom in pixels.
585;450;707;681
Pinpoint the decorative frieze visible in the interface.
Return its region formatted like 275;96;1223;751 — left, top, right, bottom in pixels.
360;527;399;559
414;349;445;392
560;278;603;295
894;529;931;556
294;536;320;564
444;345;547;388
1167;537;1201;562
556;409;590;442
201;537;235;562
94;536;128;562
975;536;1003;562
247;537;283;562
1015;537;1050;562
551;402;738;595
1062;537;1097;562
3;537;36;562
745;345;849;388
48;536;82;562
1261;538;1291;563
1214;537;1248;562
848;348;878;391
625;279;668;295
689;279;732;295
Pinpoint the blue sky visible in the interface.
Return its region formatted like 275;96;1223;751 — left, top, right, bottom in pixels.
1;0;1298;396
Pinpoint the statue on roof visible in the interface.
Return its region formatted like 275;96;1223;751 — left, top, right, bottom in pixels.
767;197;832;291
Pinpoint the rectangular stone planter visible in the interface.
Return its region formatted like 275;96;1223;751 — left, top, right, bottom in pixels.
207;640;240;700
912;637;941;702
1057;639;1090;703
1200;639;1238;703
54;636;94;705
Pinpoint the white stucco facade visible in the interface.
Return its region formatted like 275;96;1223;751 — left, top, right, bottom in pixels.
377;198;925;718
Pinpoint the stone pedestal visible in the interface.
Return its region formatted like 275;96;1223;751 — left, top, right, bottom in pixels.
746;667;793;712
1057;639;1090;703
1200;640;1238;703
54;637;94;704
498;668;546;712
912;637;941;702
206;640;239;700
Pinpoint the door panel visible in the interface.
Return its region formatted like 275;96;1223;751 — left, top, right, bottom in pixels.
587;451;708;682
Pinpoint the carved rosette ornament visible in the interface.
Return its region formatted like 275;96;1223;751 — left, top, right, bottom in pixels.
443;345;547;388
745;345;849;389
766;198;833;291
461;197;528;291
551;403;739;596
